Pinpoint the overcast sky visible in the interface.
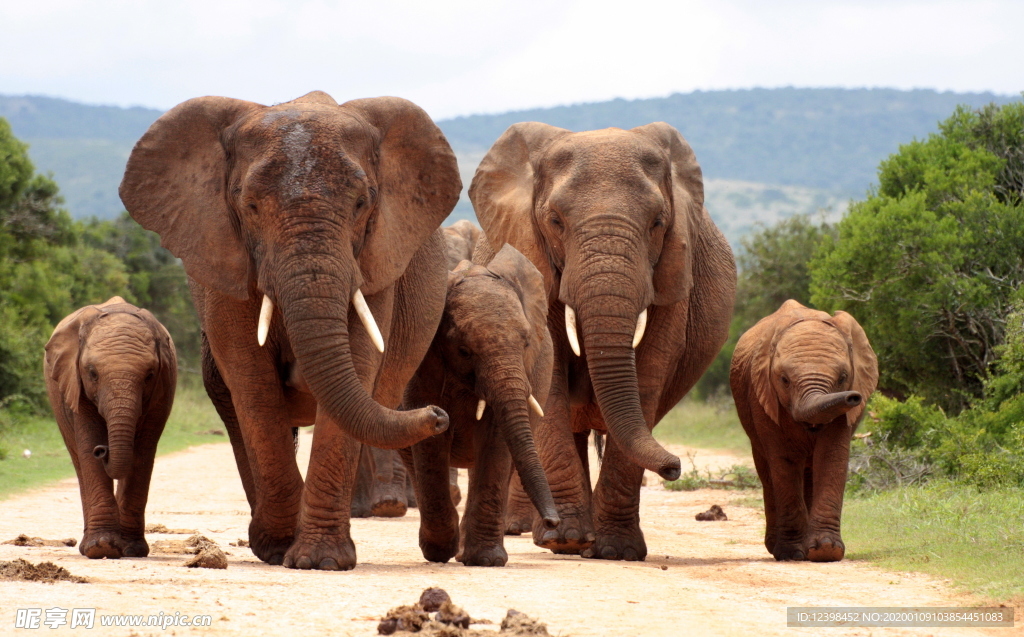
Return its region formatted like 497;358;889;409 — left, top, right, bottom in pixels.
2;0;1021;120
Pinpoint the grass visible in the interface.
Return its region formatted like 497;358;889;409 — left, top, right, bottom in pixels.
843;481;1024;603
0;376;225;499
655;396;751;454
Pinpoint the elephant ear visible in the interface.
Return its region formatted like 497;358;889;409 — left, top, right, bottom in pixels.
137;308;178;402
44;298;121;412
830;310;879;427
343;97;462;296
736;300;807;424
470;122;571;290
631;122;705;306
487;242;549;346
120;97;261;300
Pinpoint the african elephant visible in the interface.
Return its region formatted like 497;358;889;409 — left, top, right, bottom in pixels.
730;300;878;562
120;91;461;570
44;297;177;559
443;219;482;268
471;122;735;560
402;241;559;566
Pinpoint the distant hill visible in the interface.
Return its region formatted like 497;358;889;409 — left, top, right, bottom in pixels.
2;88;1019;244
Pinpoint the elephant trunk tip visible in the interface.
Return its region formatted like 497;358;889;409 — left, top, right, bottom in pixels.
541;514;561;529
92;445;108;460
846;392;862;406
658;457;682;482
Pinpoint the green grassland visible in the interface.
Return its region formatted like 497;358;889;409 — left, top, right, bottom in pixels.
654;397;751;454
0;377;224;499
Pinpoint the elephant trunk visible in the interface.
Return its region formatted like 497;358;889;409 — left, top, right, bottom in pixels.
575;297;681;481
483;357;560;529
792;391;862;426
276;252;447;449
98;377;142;480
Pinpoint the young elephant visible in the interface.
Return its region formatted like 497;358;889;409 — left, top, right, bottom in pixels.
402;242;560;566
44;297;177;559
730;300;877;562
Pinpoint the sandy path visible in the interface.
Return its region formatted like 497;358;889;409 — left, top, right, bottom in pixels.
0;433;1012;637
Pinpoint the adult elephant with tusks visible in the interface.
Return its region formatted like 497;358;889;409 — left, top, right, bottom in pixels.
120;91;461;570
471;122;735;561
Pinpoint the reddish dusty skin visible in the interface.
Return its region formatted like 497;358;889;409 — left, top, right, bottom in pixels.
0;435;998;637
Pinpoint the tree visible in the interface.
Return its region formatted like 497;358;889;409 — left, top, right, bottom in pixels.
811;101;1024;412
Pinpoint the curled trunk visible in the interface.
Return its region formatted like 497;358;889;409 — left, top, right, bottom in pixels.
277;253;447;449
577;299;681;481
791;391;862;426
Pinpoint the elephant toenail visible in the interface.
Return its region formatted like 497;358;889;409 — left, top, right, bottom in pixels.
581;548;595;558
267;554;284;566
601;546;617;559
585;532;596;542
319;558;340;571
565;529;581;542
623;548;639;561
478;557;491;566
295;556;313;569
541;530;558;543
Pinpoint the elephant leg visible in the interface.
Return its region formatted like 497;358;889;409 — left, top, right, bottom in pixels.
804;426;852;562
411;434;459;563
531;371;595;554
71;410;123;559
368;448;408;518
458;424;512;567
284;408;360;571
350;445;375;518
766;448;810;561
504;468;534;535
201;331;257;512
584;433;646;561
115;415;165;558
748;440;778;555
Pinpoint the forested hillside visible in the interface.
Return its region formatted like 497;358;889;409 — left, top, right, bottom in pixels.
1;89;1018;243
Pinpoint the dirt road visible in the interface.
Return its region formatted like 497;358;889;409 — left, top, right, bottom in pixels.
0;433;1011;636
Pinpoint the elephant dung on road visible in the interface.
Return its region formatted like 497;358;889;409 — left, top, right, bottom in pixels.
120;91;461;570
471;122;736;561
730;299;878;562
44;296;177;559
403;241;559;566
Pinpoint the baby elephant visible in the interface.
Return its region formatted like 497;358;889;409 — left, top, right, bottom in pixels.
730;300;877;562
402;242;560;566
44;296;177;559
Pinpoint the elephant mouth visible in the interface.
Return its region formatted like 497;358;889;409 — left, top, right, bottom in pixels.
803;422;824;433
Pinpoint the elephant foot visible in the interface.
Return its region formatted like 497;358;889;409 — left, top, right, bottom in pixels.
120;537;149;558
771;542;807;561
533;516;595;554
505;516;532;536
581;527;647;561
457;543;508;567
80;531;123;559
420;529;459;564
806;533;845;562
248;523;294;566
282;532;356;571
370;496;408;518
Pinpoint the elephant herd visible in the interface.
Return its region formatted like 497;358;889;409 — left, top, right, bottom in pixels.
41;90;878;572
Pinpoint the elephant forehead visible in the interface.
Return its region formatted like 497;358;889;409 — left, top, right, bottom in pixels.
82;316;157;360
545;129;667;174
775;321;848;360
447;280;528;336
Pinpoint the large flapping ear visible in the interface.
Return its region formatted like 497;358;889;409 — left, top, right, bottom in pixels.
631;122;705;306
487;243;549;347
343;97;462;295
119;97;260;300
469;122;571;291
137;308;178;399
830;310;879;426
44;302;110;412
733;300;809;425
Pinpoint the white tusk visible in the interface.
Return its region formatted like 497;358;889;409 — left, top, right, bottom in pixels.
565;305;581;356
476;399;486;421
632;309;648;349
528;394;545;418
257;295;274;346
352;289;385;354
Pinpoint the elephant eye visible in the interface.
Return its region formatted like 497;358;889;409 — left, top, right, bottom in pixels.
355;196;367;210
780;376;790;387
458;346;472;359
838;371;848;385
652;217;665;230
549;215;563;229
88;367;99;382
146;370;155;382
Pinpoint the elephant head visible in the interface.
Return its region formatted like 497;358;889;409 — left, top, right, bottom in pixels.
45;297;177;480
748;300;878;430
443;244;559;527
120;92;461;448
469;122;706;480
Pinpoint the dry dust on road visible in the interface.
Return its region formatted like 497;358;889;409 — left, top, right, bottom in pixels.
0;432;1011;637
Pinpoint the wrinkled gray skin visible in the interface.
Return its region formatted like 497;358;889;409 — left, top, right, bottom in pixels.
403;239;558;566
44;297;176;559
730;300;878;562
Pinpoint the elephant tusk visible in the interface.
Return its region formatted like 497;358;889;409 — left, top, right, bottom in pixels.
528;394;545;418
476;399;486;421
632;309;648;349
565;305;581;356
352;289;385;354
257;295;274;346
